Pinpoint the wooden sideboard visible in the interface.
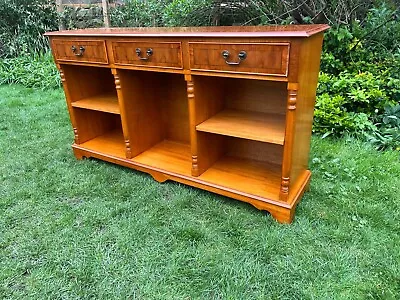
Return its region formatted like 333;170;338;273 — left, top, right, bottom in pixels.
45;25;329;223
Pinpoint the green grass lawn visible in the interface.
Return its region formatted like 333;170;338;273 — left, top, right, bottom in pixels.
0;85;399;299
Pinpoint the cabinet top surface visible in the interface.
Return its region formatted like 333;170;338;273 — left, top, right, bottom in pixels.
45;24;329;38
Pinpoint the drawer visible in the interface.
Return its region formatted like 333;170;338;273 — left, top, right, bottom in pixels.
112;41;183;69
52;39;108;64
189;42;290;77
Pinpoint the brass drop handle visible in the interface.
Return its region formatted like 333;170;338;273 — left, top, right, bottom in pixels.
221;50;247;65
135;48;153;60
71;45;85;56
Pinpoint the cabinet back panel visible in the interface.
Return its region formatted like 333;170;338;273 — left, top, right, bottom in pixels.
224;78;286;115
118;70;164;156
118;71;189;147
226;137;283;166
192;75;226;125
159;73;190;143
73;109;121;143
62;65;116;102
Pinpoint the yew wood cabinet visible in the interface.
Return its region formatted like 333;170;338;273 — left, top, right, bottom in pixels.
45;25;329;223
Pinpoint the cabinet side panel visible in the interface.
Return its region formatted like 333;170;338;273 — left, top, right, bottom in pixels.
289;33;324;194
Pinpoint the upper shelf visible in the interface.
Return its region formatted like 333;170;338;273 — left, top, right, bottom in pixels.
196;109;286;145
45;25;330;38
71;94;120;114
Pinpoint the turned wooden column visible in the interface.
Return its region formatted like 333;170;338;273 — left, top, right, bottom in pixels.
186;78;199;176
112;69;132;159
58;65;80;144
280;82;298;201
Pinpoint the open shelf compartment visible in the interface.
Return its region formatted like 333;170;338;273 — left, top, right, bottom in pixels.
196;109;285;144
116;69;191;174
193;76;287;145
197;133;283;200
73;108;125;157
71;93;119;114
62;64;119;114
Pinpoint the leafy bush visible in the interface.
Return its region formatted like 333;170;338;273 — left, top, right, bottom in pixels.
367;105;400;151
110;0;167;27
0;0;58;58
162;0;213;27
314;2;400;150
313;93;375;136
0;53;60;90
317;71;399;113
314;70;400;147
61;5;104;29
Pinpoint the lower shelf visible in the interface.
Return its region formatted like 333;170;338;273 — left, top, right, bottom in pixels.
132;140;192;176
76;134;282;200
78;129;125;157
199;156;282;200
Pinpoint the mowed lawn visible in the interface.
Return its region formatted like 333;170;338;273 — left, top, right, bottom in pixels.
0;85;399;299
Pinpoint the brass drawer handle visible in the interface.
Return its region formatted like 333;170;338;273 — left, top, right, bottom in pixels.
221;50;247;65
71;45;85;56
135;48;153;60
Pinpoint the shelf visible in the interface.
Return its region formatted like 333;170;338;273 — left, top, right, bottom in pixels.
132;140;192;176
199;156;282;200
72;94;120;114
196;109;285;144
79;129;125;157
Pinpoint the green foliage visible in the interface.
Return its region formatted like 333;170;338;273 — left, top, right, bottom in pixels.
315;3;400;150
61;6;104;29
321;3;400;76
313;93;375;136
110;0;167;27
162;0;213;26
368;105;400;151
0;0;58;58
314;70;399;146
318;71;398;113
353;3;400;54
109;0;216;27
0;53;60;90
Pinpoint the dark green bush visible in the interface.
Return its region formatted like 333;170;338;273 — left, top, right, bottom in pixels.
313;2;400;150
367;105;400;151
162;0;213;27
110;0;167;27
0;0;58;58
61;5;104;29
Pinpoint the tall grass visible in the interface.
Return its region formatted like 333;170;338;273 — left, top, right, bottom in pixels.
0;52;60;90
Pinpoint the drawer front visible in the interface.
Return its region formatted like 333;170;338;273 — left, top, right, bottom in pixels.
52;39;108;64
112;41;183;69
189;42;290;77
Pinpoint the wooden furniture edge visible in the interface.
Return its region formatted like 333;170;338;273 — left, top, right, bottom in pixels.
44;25;330;38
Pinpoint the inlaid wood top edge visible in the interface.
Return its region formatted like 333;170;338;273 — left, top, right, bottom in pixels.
45;25;330;38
